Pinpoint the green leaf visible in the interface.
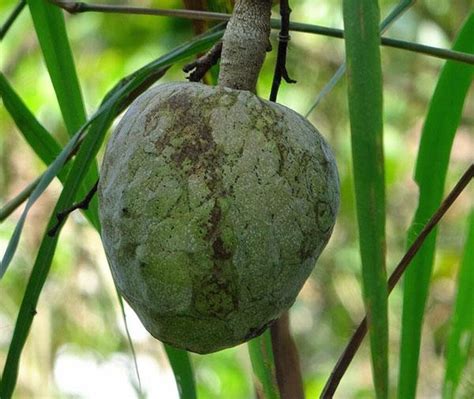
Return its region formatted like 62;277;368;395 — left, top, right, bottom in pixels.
164;345;197;399
342;1;388;397
0;126;84;279
26;0;101;229
0;105;114;398
0;26;224;397
398;13;474;399
305;0;414;117
248;331;280;399
0;176;41;223
0;73;99;226
26;0;86;134
443;209;474;398
0;74;63;166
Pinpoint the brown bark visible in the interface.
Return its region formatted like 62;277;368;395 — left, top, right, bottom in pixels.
270;311;305;399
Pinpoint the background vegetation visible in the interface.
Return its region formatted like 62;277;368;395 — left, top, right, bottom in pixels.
1;0;473;398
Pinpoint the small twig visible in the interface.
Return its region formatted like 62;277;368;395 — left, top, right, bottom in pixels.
270;0;296;102
50;0;230;21
0;0;26;41
183;41;222;82
48;180;99;237
48;1;474;66
268;3;304;398
321;164;474;398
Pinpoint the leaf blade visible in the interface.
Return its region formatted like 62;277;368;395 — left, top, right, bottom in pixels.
248;331;280;399
398;13;474;399
0;73;63;166
164;345;197;399
26;0;87;134
342;1;388;397
26;0;101;228
443;208;474;398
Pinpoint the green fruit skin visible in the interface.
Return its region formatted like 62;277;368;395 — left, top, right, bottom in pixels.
98;82;339;353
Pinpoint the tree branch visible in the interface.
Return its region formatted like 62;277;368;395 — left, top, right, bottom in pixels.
48;1;474;66
321;163;474;398
183;41;222;82
50;0;229;21
48;180;99;237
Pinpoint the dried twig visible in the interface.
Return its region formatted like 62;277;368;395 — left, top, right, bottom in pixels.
321;164;474;398
269;0;296;102
183;41;222;82
48;180;99;237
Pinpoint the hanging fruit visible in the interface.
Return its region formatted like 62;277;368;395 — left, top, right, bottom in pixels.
98;0;339;353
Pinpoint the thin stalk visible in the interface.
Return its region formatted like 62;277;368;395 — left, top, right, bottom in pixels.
305;0;415;118
51;0;230;21
321;164;474;398
267;3;304;398
269;0;296;102
0;0;26;40
49;1;474;66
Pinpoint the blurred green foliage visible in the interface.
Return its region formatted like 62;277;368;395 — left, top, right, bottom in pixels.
1;0;472;397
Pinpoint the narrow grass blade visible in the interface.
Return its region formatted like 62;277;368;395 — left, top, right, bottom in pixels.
304;64;344;118
306;0;414;117
0;27;223;396
398;13;474;399
443;209;474;398
0;105;115;398
0;73;105;229
0;177;40;222
0;73;63;166
0;0;27;41
26;0;86;134
342;1;388;397
26;0;102;228
164;345;197;399
0;127;84;278
0;83;140;395
116;289;143;395
248;330;280;399
0;73;143;395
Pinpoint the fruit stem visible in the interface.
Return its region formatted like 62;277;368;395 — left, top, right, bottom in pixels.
218;0;272;93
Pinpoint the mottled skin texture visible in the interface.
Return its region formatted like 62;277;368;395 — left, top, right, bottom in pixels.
99;82;339;353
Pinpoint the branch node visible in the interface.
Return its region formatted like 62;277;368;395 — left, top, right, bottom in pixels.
183;42;222;82
48;180;99;237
